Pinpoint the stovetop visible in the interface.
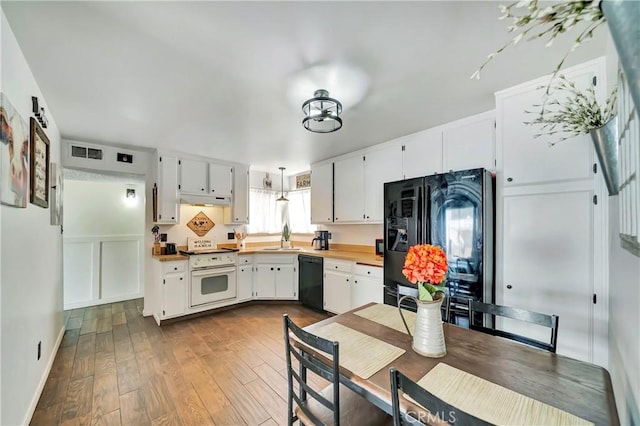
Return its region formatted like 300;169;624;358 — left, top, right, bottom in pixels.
179;248;239;256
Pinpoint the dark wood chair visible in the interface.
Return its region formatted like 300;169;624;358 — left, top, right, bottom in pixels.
467;300;559;353
389;367;492;425
283;314;391;425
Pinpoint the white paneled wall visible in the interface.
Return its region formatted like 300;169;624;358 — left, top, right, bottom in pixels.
617;71;640;255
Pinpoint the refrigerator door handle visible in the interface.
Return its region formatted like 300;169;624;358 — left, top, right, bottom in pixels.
417;184;423;244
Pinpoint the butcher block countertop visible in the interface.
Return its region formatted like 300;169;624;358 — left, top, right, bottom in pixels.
232;242;383;267
152;242;383;267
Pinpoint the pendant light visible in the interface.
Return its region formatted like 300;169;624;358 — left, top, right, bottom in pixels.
302;89;343;133
277;167;288;202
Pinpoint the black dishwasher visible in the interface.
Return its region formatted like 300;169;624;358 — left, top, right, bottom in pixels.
298;255;324;311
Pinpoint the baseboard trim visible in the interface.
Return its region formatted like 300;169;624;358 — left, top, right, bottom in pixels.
23;325;65;425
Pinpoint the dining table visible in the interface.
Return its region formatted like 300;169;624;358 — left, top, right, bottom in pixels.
298;303;619;425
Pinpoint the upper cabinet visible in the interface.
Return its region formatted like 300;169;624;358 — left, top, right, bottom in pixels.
334;154;365;222
310;162;334;224
157;154;179;224
209;163;232;197
402;128;443;179
180;159;208;194
496;63;598;187
364;144;403;222
180;159;232;197
443;113;495;173
225;163;249;224
402;111;495;179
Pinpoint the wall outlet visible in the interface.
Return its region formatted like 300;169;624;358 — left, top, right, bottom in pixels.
227;232;235;240
37;341;41;360
160;233;168;242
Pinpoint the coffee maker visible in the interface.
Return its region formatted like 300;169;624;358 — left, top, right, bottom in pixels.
311;230;330;250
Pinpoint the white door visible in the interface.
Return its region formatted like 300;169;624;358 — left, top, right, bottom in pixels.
310;162;334;223
275;264;296;299
500;190;594;361
324;270;352;314
237;265;253;302
158;155;179;223
402;128;443;179
163;273;186;318
351;275;383;309
443;115;495;172
254;265;276;298
209;163;232;197
334;155;365;222
364;145;403;222
180;158;208;194
230;164;249;223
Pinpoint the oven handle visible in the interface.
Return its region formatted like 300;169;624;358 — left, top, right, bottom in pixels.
191;266;237;278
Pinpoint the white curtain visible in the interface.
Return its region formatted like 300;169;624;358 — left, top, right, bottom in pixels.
247;189;282;234
288;189;316;234
247;188;316;234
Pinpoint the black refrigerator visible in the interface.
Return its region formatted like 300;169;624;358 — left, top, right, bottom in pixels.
383;168;494;328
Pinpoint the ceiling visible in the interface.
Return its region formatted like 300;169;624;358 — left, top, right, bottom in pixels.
2;1;608;174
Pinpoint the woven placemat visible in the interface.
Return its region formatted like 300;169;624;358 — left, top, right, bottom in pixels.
311;322;405;379
410;363;593;425
354;303;416;335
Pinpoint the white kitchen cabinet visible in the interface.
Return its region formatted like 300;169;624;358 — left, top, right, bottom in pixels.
499;190;594;362
157;154;179;224
208;163;232;197
497;64;599;187
494;58;607;365
157;260;187;320
310;161;334;224
180;158;209;194
275;264;296;299
364;144;403;222
323;259;353;314
333;155;365;222
237;262;254;302
225;163;250;224
402;128;443;179
180;158;232;197
253;255;297;300
351;264;383;309
443;113;495;172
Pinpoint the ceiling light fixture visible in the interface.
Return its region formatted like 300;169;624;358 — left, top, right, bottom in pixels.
277;167;289;202
302;89;342;133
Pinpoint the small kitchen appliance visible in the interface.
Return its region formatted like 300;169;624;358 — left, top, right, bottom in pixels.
311;230;330;250
165;243;177;255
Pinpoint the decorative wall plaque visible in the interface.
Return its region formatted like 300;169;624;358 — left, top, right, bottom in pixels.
187;211;215;237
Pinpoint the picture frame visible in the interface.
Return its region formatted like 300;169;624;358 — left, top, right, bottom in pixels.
0;92;30;208
30;117;50;208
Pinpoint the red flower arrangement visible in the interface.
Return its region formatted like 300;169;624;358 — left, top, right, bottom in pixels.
402;244;448;301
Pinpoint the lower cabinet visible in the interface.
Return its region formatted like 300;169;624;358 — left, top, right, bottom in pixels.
352;264;383;308
156;260;187;320
237;262;254;302
323;259;353;314
253;255;298;300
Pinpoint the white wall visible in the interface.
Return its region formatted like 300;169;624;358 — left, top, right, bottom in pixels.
63;176;146;308
1;9;64;425
64;178;145;236
158;204;236;247
322;223;382;246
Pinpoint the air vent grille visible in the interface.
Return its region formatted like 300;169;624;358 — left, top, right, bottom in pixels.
71;145;103;160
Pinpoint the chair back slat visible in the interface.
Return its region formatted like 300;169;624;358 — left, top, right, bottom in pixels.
468;300;559;353
283;314;341;426
390;368;493;425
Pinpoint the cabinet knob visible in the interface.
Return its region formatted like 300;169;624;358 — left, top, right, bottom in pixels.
180;277;183;280
335;266;338;269
271;267;274;271
367;271;371;274
335;217;339;221
277;267;280;271
507;177;513;182
354;280;357;283
174;267;178;270
171;217;175;220
211;189;215;192
201;188;205;191
506;284;513;289
328;218;331;221
346;278;349;282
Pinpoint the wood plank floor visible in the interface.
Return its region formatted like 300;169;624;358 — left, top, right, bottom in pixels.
31;300;328;425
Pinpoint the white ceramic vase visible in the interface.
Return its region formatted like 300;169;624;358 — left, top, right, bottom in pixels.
398;293;446;358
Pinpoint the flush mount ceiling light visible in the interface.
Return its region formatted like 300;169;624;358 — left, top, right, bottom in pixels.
277;166;288;202
302;89;343;133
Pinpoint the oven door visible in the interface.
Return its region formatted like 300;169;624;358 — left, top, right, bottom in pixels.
190;266;237;307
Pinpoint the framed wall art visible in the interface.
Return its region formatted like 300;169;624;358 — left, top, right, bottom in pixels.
30;117;50;208
0;92;29;208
